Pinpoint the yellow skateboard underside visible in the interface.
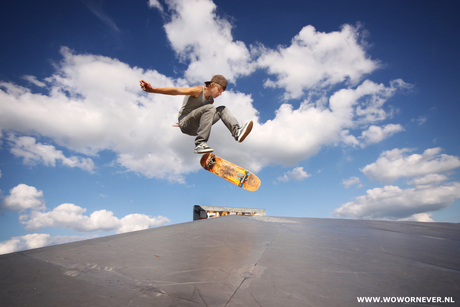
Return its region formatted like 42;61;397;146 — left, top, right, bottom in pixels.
200;154;261;191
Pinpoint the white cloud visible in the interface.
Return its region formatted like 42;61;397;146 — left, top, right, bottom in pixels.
334;147;460;221
162;0;256;83
408;174;449;187
148;0;163;12
333;183;460;220
1;184;46;211
398;213;434;223
232;79;408;170
342;176;363;189
19;203;170;233
289;167;311;181
359;124;404;147
118;213;169;233
361;148;460;183
0;47;195;182
415;116;427;126
330;79;409;127
22;75;46;87
340;130;360;147
0;184;170;254
340;124;404;149
276;166;311;183
0;1;410;182
9;135;95;172
0;233;94;255
0;48;408;180
257;24;379;99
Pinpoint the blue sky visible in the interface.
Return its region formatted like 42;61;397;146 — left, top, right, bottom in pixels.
1;0;460;254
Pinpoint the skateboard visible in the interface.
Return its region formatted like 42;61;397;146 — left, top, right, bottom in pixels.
200;153;261;191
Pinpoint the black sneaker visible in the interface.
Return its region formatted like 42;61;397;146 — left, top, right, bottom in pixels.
194;142;213;154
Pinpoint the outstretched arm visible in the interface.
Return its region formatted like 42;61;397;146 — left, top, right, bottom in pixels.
140;80;202;98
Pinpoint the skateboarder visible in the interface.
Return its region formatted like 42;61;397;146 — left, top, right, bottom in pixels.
140;75;253;154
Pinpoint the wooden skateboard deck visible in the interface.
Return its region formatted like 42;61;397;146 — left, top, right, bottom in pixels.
200;153;261;191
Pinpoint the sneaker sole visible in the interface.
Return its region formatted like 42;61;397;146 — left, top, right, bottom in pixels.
238;121;253;143
194;148;214;154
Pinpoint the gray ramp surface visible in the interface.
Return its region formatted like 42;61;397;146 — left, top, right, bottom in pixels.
1;216;459;306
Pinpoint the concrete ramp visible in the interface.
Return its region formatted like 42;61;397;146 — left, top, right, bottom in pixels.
1;216;459;306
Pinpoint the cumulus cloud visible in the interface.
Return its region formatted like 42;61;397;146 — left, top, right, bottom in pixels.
233;79;408;170
359;124;404;148
398;213;434;223
0;0;410;182
330;79;409;126
0;47;194;182
333;183;460;220
0;48;407;181
9;135;95;172
1;184;46;211
342;176;363;189
407;174;449;187
0;183;170;254
334;148;460;221
162;0;256;83
118;213;168;233
361;147;460;183
257;24;379;99
2;183;169;238
0;233;94;255
19;202;170;233
276;167;310;183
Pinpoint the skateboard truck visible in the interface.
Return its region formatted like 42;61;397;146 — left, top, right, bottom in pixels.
204;154;216;170
237;171;250;188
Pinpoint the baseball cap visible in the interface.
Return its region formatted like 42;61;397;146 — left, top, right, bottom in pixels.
205;75;227;91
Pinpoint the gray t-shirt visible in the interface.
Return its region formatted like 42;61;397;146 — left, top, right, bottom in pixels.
178;86;213;121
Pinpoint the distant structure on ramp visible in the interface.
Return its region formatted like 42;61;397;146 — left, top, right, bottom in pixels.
1;215;459;306
193;205;266;220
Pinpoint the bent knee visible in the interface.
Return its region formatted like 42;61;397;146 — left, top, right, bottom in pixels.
203;104;216;110
216;106;227;113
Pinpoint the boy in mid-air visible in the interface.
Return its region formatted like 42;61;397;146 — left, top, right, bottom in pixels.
140;75;253;154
